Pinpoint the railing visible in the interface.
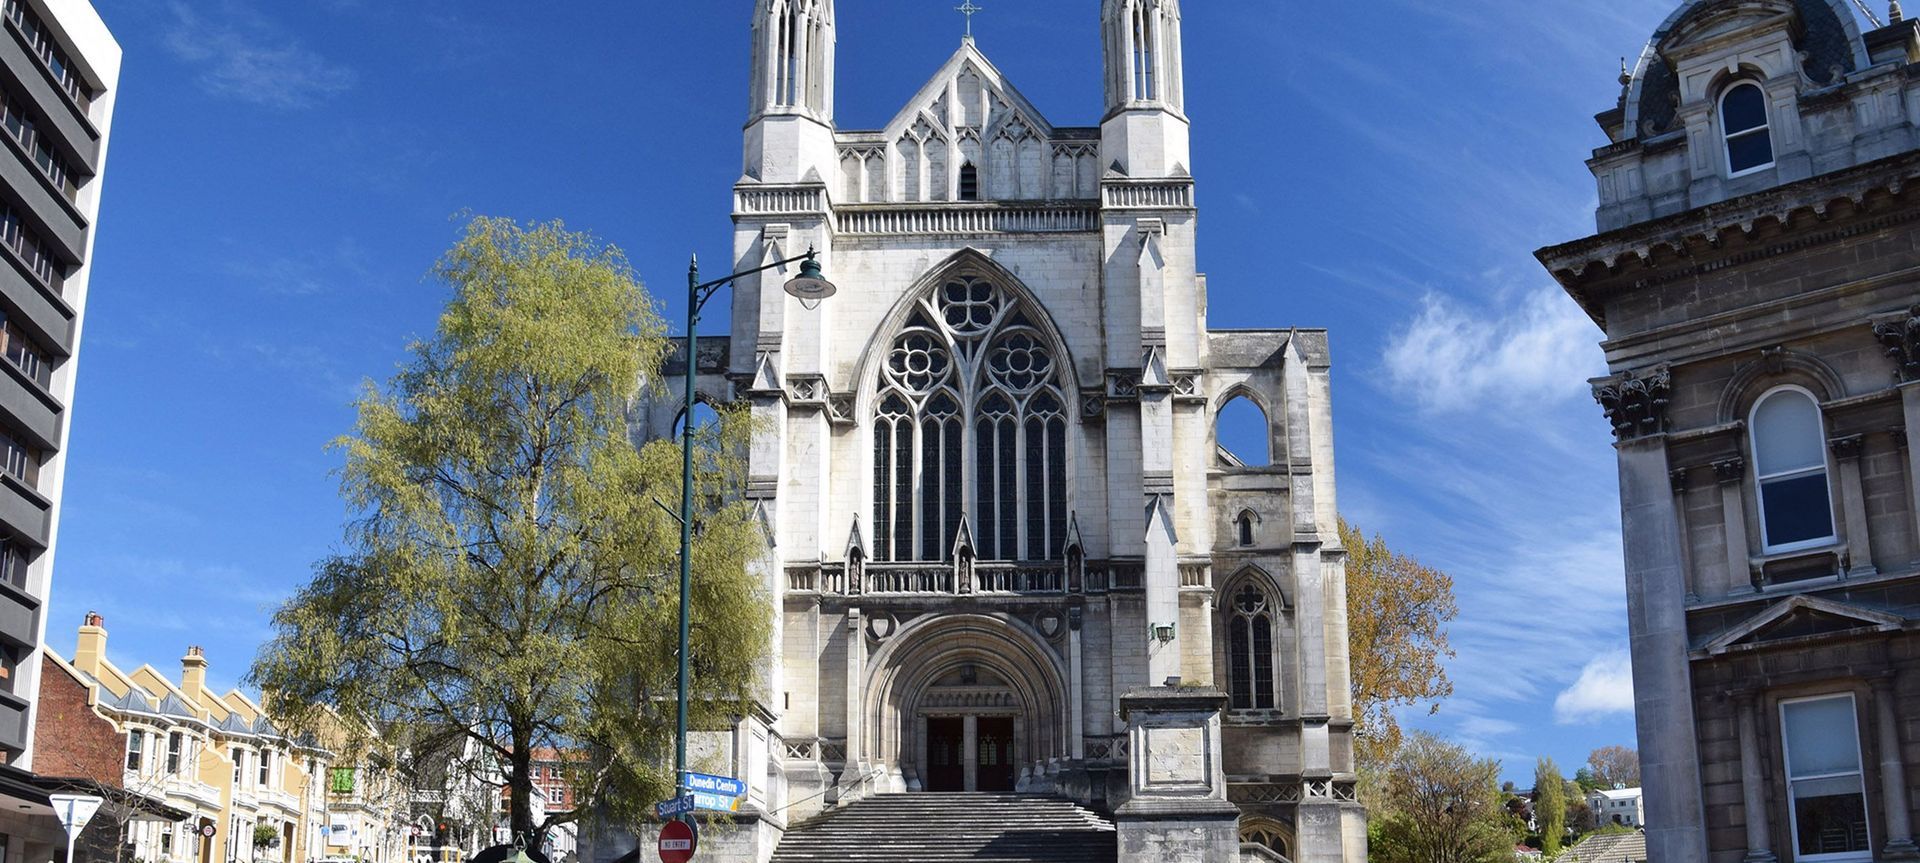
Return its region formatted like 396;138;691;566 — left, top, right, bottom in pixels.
837;203;1099;236
787;560;1148;595
1102;180;1195;209
734;186;828;216
975;563;1061;593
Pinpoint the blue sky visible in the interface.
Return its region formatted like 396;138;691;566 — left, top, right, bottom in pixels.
43;0;1769;783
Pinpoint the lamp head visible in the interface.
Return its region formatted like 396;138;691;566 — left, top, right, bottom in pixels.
783;253;837;310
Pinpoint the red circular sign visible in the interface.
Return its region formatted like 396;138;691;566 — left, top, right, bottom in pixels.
657;820;697;863
200;825;217;839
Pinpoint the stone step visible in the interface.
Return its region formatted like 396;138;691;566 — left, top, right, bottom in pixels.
770;793;1117;863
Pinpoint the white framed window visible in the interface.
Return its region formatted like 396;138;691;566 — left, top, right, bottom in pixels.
166;730;183;774
1720;81;1775;177
1227;583;1277;710
1750;387;1837;553
125;729;145;772
1781;694;1872;861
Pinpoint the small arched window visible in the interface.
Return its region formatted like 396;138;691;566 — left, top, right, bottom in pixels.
1235;510;1256;547
1216;395;1272;467
1720;82;1774;177
1228;583;1276;710
1750;387;1835;552
958;163;979;201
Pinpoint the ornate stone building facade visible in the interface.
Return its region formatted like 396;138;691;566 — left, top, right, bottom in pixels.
608;2;1366;862
1541;3;1920;862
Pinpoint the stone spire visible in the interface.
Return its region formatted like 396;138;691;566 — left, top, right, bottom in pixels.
1893;0;1905;22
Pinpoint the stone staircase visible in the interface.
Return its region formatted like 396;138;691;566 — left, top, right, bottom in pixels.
770;793;1118;863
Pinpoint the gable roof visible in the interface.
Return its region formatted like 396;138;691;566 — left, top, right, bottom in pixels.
871;39;1059;140
1700;595;1904;656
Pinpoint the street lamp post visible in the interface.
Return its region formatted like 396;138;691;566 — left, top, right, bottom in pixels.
674;248;835;817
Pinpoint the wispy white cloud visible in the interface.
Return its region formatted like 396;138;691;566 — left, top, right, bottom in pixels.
162;2;357;109
1555;651;1637;724
1383;286;1603;418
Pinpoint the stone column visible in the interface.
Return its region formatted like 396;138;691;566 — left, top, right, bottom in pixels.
1894;428;1919;565
962;715;979;792
1735;694;1777;863
1069;606;1086;760
1673;468;1698;601
1830;435;1877;577
1873;676;1920;858
1716;458;1754;593
1618;434;1711;863
1903;384;1920;561
844;608;865;777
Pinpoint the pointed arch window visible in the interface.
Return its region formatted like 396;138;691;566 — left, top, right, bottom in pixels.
1131;2;1157;101
872;274;1070;563
1228;583;1277;710
959;163;980;201
1235;511;1257;547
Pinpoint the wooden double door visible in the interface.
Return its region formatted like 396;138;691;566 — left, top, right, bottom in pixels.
925;716;1016;792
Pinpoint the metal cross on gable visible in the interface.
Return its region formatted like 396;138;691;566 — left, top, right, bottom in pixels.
956;1;983;37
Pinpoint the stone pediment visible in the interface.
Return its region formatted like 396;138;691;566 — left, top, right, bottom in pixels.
1701;595;1904;656
1660;0;1796;54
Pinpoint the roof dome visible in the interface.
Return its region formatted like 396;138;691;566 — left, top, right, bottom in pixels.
1622;0;1869;139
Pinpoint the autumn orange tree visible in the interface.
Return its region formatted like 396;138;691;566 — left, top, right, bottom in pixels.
1342;517;1458;765
1587;744;1640;789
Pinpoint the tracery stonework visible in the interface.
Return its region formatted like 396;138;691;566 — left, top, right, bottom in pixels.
618;2;1363;862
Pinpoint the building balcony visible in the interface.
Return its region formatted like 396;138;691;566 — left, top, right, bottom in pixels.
166;779;222;811
0;576;35;648
0;469;48;548
0;689;26;753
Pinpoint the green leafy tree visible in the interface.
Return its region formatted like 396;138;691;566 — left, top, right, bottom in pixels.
250;217;771;846
1573;766;1602;794
1368;733;1519;863
1533;757;1567;855
1341;518;1458;765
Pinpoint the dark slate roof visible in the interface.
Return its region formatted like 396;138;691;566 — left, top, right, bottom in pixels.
219;712;256;735
1628;0;1862;139
251;715;280;737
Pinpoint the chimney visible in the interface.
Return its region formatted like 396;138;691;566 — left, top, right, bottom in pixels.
181;645;208;706
73;612;107;676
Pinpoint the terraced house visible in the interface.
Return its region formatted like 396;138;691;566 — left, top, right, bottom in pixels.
37;613;409;863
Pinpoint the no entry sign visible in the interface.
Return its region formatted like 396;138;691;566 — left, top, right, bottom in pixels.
657;820;697;863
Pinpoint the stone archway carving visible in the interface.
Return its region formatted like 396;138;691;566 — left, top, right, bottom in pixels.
862;612;1070;792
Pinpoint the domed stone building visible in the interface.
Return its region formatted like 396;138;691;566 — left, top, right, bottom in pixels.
1541;2;1920;862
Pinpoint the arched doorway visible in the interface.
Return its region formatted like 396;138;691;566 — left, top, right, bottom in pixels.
863;613;1069;793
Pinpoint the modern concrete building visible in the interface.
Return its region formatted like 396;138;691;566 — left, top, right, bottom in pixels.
597;3;1365;863
0;0;118;857
1539;2;1920;862
0;0;119;772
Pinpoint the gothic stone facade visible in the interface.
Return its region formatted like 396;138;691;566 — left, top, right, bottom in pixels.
1540;3;1920;863
612;2;1366;862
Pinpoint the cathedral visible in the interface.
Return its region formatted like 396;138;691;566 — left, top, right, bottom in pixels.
614;2;1367;861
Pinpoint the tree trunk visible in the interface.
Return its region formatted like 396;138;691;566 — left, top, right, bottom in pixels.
508;728;539;853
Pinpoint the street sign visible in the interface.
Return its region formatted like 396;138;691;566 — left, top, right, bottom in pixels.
200;824;217;838
656;820;696;863
681;772;746;798
654;796;695;820
49;795;102;837
690;792;740;813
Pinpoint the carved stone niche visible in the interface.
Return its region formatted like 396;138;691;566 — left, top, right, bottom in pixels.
1592;364;1674;441
1873;303;1920;383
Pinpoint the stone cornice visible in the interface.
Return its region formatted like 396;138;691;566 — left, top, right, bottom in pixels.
1538;149;1920;328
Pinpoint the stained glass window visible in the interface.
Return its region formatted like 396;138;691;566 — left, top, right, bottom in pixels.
1229;584;1277;710
871;276;1070;562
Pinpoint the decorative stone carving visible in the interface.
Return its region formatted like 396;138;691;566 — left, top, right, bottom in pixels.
1080;394;1107;421
1713;457;1747;483
1107;372;1140;400
1593;365;1673;441
1034;611;1064;641
1830;434;1866;459
1874;303;1920;382
1670;467;1690;494
827;393;856;424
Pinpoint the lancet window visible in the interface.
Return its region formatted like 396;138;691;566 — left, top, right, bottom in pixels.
1228;583;1277;710
872;275;1070;563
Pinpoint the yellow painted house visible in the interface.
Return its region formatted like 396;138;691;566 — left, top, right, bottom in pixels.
49;614;343;863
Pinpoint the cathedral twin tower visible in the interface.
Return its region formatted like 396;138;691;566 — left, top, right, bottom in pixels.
629;3;1366;861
